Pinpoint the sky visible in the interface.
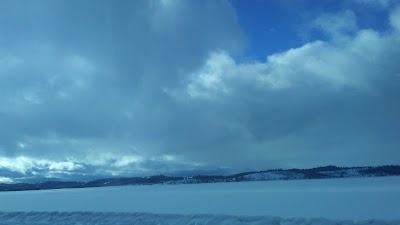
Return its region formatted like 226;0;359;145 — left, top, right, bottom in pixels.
0;0;400;183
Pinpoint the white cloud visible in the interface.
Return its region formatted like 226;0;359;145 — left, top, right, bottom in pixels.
0;55;24;71
390;6;400;31
355;0;393;8
65;55;95;75
182;11;400;101
113;155;144;167
0;156;49;174
0;177;13;183
0;156;84;174
17;142;26;149
48;161;84;171
313;10;358;40
157;5;400;170
1;51;97;113
186;51;235;99
1;1;400;177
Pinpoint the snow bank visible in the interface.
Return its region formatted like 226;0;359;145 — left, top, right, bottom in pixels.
0;177;399;221
242;171;304;180
0;212;398;225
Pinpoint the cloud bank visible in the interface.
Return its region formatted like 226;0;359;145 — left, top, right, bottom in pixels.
0;1;399;182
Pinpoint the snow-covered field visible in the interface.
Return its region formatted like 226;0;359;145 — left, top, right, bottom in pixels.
0;176;399;224
0;212;399;225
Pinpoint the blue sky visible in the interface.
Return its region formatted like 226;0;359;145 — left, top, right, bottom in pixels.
0;0;400;183
231;0;392;59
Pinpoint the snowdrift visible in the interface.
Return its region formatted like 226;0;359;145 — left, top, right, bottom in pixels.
1;177;399;222
0;212;399;225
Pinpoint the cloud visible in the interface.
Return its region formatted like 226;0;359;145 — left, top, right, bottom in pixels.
0;1;399;180
0;1;242;144
0;177;13;184
48;161;84;172
180;8;400;102
0;156;49;174
165;6;400;169
0;153;225;181
355;0;394;9
390;6;400;31
183;28;399;98
0;0;245;179
312;10;358;39
0;156;84;175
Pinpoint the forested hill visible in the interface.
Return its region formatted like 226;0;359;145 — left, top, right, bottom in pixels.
1;165;399;192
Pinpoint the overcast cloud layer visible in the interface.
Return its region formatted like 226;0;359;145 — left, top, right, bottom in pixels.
0;0;400;183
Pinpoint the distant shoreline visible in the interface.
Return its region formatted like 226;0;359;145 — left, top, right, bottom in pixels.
1;165;399;192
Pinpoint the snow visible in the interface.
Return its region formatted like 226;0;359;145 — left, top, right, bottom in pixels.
0;176;399;223
320;168;364;178
0;212;398;225
243;171;304;180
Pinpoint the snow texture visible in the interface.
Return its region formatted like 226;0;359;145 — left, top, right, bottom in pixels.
0;212;398;225
0;177;399;222
319;168;363;177
242;171;304;180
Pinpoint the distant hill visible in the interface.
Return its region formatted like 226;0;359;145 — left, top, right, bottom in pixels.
1;165;399;192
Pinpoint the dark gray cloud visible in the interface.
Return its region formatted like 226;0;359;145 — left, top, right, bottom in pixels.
0;1;400;183
0;0;245;181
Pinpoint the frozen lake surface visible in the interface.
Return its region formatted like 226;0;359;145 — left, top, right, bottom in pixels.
0;176;399;222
